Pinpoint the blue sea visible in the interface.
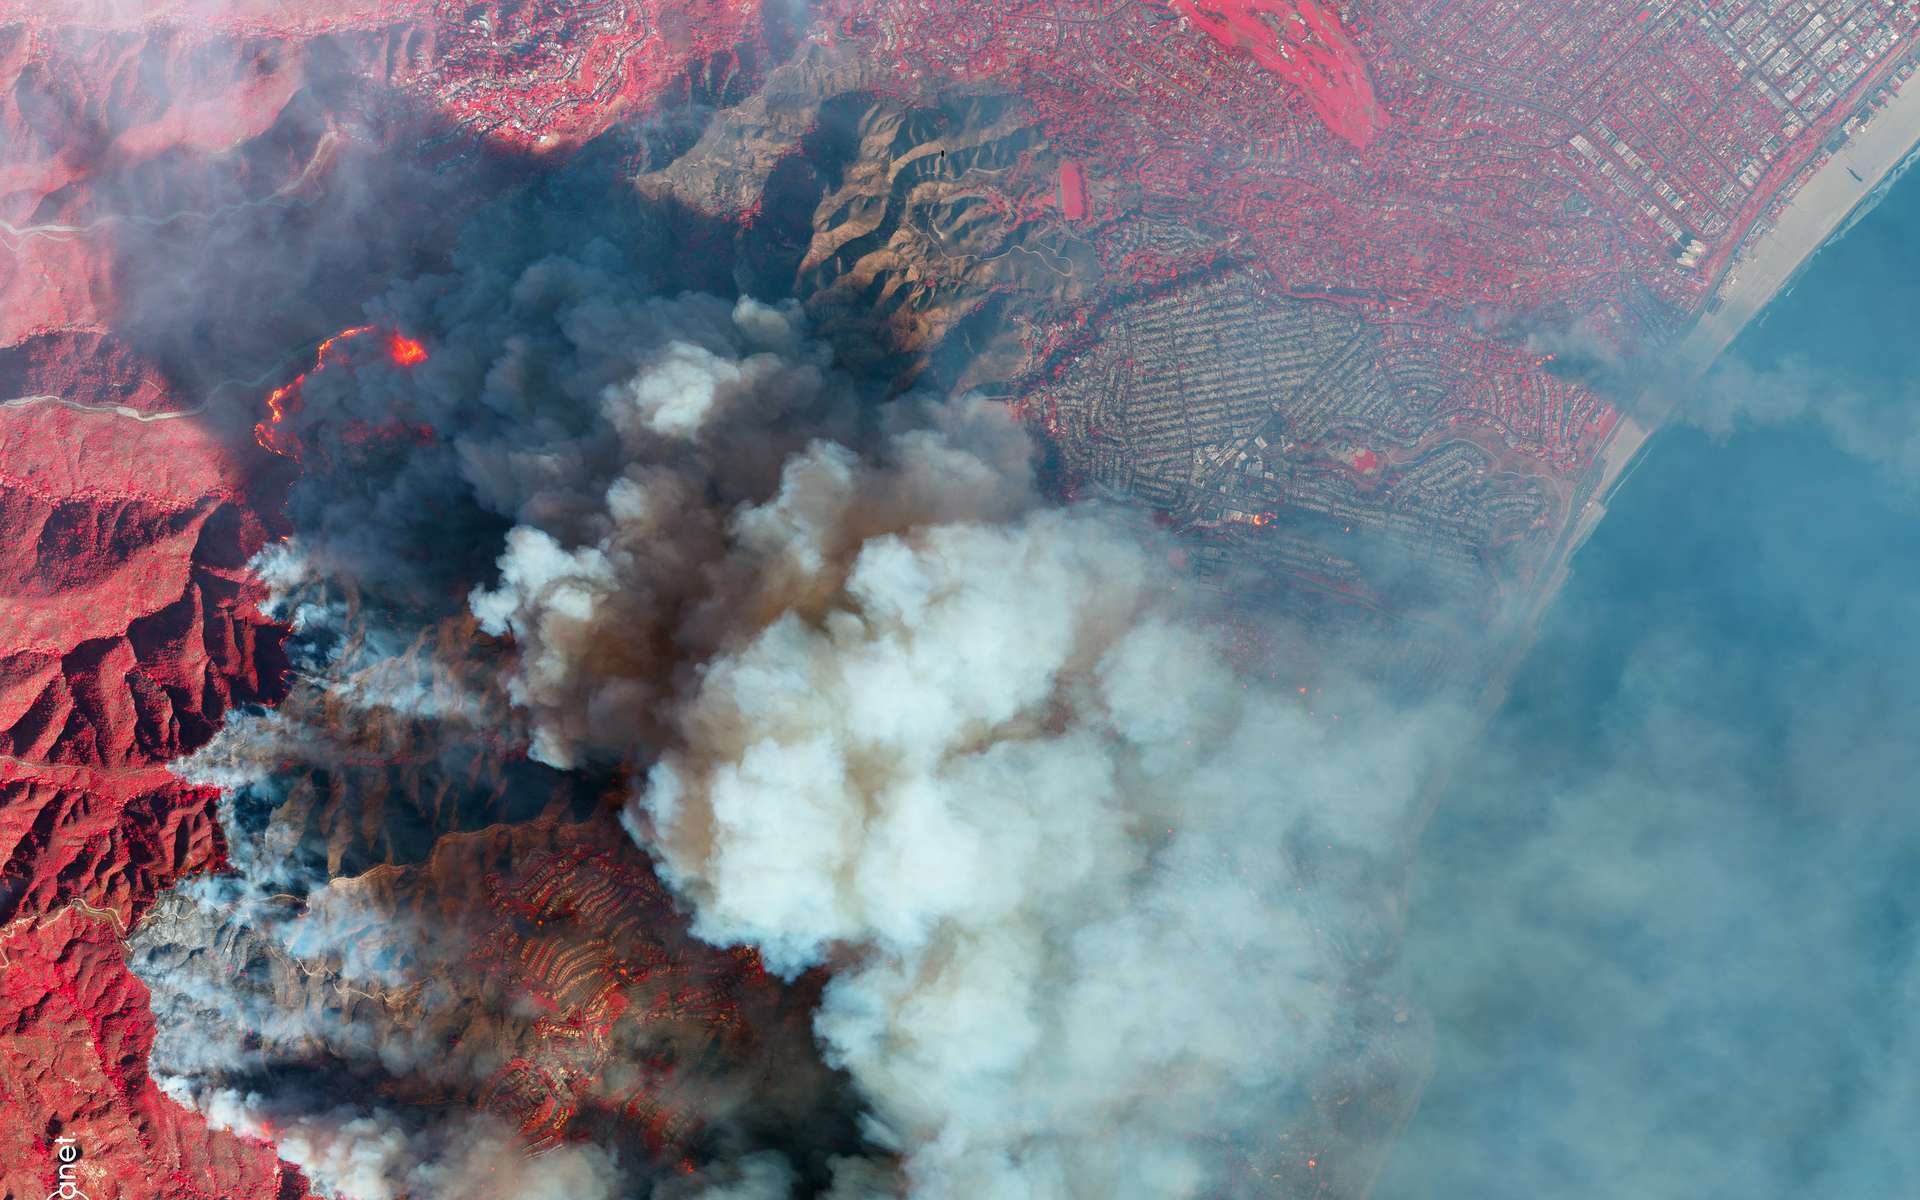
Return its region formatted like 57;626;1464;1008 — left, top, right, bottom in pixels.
1375;162;1920;1198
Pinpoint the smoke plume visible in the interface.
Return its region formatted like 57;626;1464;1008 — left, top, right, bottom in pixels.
171;1085;629;1200
486;380;1444;1194
1686;353;1920;491
142;185;1457;1197
1376;417;1920;1200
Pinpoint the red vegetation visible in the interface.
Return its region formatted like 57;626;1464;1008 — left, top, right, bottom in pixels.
0;771;229;933
0;396;292;1198
0;405;285;765
0;0;765;156
0;2;773;1194
0;333;175;416
253;325;431;460
1058;159;1090;221
1164;0;1386;147
406;0;770;152
0;908;310;1200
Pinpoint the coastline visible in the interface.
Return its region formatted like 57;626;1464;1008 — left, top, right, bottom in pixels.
1521;54;1920;657
1379;69;1920;1193
1400;47;1920;841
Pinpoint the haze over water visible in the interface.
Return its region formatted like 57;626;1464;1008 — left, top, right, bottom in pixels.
1378;162;1920;1198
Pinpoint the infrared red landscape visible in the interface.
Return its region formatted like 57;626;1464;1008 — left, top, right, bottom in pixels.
1165;0;1386;146
3;0;1919;1196
0;5;774;1196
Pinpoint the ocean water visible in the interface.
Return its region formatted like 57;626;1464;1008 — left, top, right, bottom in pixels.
1375;166;1920;1198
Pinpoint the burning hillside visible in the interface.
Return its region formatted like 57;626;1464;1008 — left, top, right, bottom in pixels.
0;0;1643;1192
0;5;800;1199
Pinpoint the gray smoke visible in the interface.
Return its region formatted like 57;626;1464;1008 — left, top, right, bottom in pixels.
1376;353;1920;1200
244;207;1458;1194
576;425;1445;1197
1685;353;1920;490
149;169;1465;1193
625;546;1442;1197
169;1084;629;1200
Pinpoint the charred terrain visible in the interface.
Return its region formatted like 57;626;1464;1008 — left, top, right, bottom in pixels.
2;0;1917;1198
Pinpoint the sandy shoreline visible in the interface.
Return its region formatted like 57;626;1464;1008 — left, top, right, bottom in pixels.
1374;43;1920;1200
1515;55;1920;658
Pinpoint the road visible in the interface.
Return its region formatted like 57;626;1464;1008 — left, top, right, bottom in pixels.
0;394;208;422
1520;61;1920;654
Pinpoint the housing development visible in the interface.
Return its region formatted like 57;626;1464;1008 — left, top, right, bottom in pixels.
817;0;1920;684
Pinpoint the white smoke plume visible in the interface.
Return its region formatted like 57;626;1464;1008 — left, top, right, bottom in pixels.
657;1152;798;1200
161;203;1458;1196
495;421;1449;1196
1687;353;1920;490
328;250;1454;1193
169;1084;629;1200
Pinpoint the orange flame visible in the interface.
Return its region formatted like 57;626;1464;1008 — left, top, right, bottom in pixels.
254;374;307;458
254;325;427;460
317;324;376;360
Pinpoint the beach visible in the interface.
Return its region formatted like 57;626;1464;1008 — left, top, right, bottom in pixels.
1519;59;1920;646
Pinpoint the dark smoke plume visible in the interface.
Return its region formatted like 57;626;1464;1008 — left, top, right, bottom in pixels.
129;167;1468;1200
